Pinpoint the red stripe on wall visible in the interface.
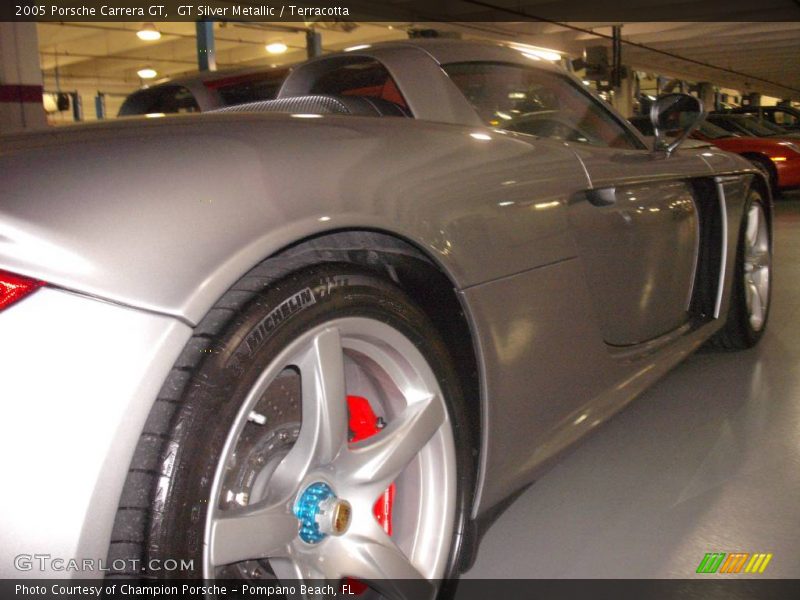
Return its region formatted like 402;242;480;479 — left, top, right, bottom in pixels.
0;84;43;103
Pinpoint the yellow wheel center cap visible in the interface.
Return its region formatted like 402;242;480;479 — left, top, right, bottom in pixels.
317;496;352;536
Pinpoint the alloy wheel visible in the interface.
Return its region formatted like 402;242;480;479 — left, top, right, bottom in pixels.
742;202;771;332
203;317;457;597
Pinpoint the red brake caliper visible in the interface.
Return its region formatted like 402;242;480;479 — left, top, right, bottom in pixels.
347;395;395;534
345;395;395;595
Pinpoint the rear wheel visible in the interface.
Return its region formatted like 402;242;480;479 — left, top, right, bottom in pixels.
708;188;771;349
110;265;470;598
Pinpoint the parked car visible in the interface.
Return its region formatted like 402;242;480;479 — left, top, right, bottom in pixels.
707;112;800;140
1;40;772;593
726;105;800;132
118;66;290;116
629;115;800;190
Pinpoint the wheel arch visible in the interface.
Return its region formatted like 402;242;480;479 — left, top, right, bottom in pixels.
740;152;778;191
746;167;773;228
198;227;484;511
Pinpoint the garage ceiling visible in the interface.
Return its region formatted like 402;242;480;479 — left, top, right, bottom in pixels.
464;21;800;99
37;18;800;101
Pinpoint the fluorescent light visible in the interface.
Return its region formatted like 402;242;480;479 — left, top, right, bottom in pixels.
526;49;562;61
137;23;161;41
470;133;492;141
291;113;322;119
145;113;165;118
345;44;371;52
509;43;563;62
266;42;288;54
137;68;157;79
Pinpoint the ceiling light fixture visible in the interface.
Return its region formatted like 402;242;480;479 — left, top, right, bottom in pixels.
509;43;563;62
137;67;158;79
137;23;161;41
266;42;288;54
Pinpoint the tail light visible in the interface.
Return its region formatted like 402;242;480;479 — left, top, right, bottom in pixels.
0;270;44;312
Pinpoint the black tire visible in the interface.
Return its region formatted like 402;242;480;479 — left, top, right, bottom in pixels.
107;263;472;589
707;187;772;350
746;156;778;193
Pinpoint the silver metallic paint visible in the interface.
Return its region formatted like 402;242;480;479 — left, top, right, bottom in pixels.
0;288;191;577
0;40;766;575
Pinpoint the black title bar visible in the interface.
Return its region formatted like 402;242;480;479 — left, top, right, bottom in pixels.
3;0;800;22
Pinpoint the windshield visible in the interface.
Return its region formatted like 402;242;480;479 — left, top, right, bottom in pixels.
730;115;783;137
697;120;736;139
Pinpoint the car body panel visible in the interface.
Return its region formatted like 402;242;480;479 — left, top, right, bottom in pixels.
0;39;768;575
0;288;191;577
568;146;712;344
0;115;586;324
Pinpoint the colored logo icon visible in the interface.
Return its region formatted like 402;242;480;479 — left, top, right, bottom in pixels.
696;552;773;574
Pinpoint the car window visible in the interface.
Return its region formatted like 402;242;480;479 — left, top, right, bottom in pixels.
443;61;644;150
118;85;200;116
769;109;799;127
309;58;408;108
729;115;781;137
707;115;744;135
207;71;288;106
697;120;736;139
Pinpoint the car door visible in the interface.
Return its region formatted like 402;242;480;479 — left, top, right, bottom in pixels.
474;64;713;346
567;145;711;346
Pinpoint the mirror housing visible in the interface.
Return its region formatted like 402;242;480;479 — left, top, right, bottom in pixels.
650;93;705;156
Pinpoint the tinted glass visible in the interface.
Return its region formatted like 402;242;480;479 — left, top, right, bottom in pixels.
697;120;736;139
718;115;780;137
310;58;407;108
768;109;799;126
215;74;286;106
443;61;643;149
118;85;199;116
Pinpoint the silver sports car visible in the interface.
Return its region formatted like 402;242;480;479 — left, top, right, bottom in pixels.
0;40;771;594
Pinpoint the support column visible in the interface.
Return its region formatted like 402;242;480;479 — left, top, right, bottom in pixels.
306;30;322;58
697;82;715;112
0;22;46;132
196;21;216;72
745;92;761;107
612;66;634;118
94;92;106;119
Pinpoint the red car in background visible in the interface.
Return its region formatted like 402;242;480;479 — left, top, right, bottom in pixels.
629;116;800;191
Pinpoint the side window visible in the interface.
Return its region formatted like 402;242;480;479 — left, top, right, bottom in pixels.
771;110;799;127
207;70;288;106
118;85;199;116
119;85;200;117
309;58;408;109
443;61;643;150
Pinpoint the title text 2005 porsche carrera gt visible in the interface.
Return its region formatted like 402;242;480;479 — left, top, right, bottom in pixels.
0;40;771;595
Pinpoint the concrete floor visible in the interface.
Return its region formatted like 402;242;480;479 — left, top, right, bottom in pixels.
466;189;800;579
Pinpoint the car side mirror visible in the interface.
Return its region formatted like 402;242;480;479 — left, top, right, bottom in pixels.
650;93;704;156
